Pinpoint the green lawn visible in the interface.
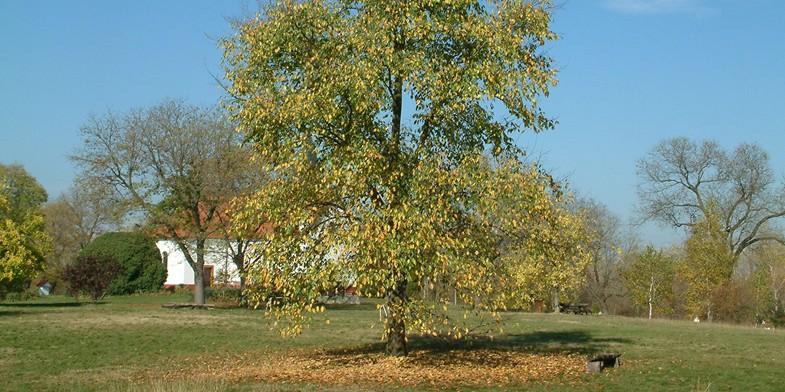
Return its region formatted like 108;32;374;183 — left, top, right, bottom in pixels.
2;294;784;391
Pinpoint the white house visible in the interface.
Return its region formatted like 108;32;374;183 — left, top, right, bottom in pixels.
156;233;358;296
156;239;243;289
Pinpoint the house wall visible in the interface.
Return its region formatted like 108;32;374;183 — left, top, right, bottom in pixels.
156;239;242;288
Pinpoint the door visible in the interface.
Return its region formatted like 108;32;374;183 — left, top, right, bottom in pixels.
203;265;214;287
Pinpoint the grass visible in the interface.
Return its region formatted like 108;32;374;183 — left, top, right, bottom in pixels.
2;294;785;391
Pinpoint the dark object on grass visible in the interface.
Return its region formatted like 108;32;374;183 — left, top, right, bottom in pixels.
586;353;621;373
162;303;215;309
559;302;591;315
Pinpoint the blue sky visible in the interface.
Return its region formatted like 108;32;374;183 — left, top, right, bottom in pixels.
1;0;783;247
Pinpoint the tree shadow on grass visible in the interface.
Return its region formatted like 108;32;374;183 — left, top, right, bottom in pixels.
320;329;632;359
0;301;96;308
410;330;631;356
0;301;89;317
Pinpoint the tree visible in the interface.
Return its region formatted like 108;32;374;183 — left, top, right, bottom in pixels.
678;204;735;321
0;163;47;223
63;253;123;303
221;204;267;292
622;245;674;319
71;99;257;305
39;201;78;293
748;236;785;324
216;170;270;292
0;164;51;297
223;0;558;355
460;157;592;312
81;231;165;295
41;176;124;290
576;198;626;314
507;202;593;313
636;137;785;264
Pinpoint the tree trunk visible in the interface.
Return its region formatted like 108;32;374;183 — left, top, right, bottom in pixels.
648;276;655;319
770;265;779;313
385;312;407;357
235;253;247;307
233;252;246;291
552;287;561;313
600;299;610;315
385;279;408;356
193;239;206;305
193;268;205;305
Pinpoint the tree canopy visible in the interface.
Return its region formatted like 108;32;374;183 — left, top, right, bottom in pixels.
0;163;47;223
622;245;674;319
679;203;736;321
0;164;51;296
637;137;785;261
223;0;563;356
576;198;625;314
42;176;125;290
71;99;258;305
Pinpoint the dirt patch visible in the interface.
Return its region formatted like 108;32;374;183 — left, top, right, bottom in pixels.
157;347;586;388
0;347;20;367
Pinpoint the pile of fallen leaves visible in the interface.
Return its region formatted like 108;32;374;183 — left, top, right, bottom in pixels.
157;347;585;388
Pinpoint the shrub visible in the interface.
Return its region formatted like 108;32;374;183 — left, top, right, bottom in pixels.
770;308;785;328
0;287;38;301
174;284;191;296
711;280;758;324
63;253;123;302
81;231;165;295
3;292;21;302
206;286;243;307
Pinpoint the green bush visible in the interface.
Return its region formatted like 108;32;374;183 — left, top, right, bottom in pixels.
0;287;38;301
3;292;21;302
768;308;785;328
81;231;165;295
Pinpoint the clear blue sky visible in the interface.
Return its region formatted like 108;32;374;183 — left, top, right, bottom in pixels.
1;0;784;247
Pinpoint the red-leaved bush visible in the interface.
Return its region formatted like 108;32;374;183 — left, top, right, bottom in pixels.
62;253;123;302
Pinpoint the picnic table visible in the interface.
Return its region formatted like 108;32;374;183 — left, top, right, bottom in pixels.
558;302;590;315
586;353;621;372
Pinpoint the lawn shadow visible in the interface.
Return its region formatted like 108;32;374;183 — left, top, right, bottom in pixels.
488;330;632;355
0;301;95;308
410;330;631;355
0;301;88;317
319;329;632;360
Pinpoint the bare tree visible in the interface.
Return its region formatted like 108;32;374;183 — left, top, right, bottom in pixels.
636;137;785;261
576;198;627;314
42;176;124;280
55;177;123;244
71;99;258;304
42;201;82;274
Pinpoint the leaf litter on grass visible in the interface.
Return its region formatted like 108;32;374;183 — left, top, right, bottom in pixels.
157;347;586;389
